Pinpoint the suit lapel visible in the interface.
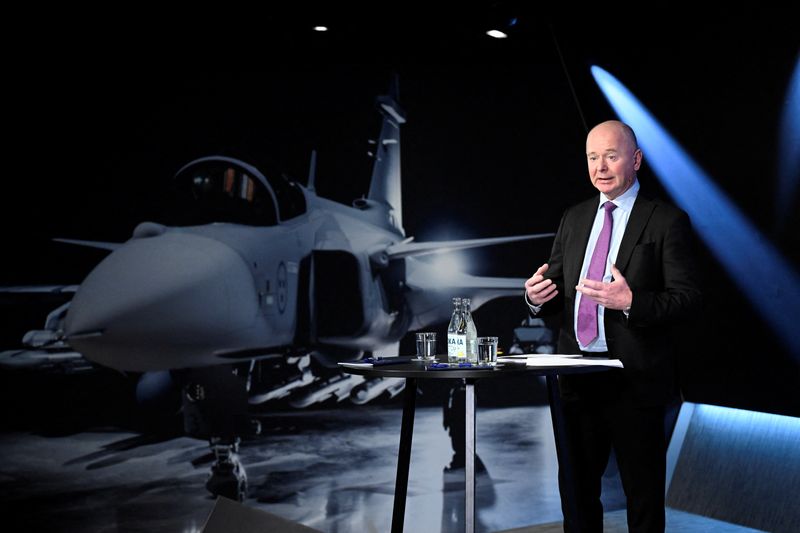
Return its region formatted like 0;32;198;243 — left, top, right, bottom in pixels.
615;195;656;273
566;199;599;286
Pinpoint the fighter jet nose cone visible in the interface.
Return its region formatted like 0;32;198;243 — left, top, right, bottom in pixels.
65;232;258;371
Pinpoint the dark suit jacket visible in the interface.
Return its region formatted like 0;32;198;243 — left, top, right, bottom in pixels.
540;192;702;405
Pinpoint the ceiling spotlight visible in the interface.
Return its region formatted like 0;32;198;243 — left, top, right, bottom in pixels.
486;9;519;39
313;25;328;32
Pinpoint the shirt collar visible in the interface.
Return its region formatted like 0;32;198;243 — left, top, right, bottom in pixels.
599;179;639;213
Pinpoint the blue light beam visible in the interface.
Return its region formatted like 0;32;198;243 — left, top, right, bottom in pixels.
591;65;800;357
776;54;800;229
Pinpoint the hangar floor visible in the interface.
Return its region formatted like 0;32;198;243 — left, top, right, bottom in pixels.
1;404;592;532
0;374;764;532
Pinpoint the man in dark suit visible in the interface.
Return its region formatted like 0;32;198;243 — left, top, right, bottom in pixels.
524;120;701;532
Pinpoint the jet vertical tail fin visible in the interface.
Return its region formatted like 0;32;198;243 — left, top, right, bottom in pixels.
366;76;406;235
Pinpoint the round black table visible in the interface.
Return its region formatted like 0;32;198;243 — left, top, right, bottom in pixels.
341;359;612;533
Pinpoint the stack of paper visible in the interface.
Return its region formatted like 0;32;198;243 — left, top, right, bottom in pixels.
496;354;623;368
337;362;373;369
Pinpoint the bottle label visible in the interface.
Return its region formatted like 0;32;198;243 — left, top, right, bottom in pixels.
448;334;467;362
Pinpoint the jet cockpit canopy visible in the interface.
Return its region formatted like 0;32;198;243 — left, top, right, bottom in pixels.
167;156;306;226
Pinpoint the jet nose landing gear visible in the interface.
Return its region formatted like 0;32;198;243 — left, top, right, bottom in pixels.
205;437;248;502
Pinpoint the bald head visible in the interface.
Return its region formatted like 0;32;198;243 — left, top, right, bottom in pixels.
585;120;642;200
587;120;638;152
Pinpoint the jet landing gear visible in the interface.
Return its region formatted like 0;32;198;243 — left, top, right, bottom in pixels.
205;437;247;502
177;365;252;501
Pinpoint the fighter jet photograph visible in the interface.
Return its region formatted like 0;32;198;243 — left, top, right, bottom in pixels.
1;10;799;533
2;75;556;496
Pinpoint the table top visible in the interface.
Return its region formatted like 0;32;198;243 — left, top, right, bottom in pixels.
339;360;613;380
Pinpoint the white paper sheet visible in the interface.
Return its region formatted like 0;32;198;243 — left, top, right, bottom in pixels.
337;362;373;369
499;353;582;359
496;356;623;368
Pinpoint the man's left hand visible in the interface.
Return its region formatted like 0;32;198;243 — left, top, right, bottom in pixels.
576;264;632;310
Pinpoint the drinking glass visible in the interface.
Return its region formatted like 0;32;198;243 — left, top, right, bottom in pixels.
415;332;437;359
477;336;498;363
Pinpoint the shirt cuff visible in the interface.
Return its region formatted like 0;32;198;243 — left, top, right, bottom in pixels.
524;292;542;314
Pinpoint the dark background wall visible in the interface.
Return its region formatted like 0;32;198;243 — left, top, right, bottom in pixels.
2;12;799;417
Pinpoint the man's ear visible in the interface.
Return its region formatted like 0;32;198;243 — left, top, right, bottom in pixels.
633;148;643;171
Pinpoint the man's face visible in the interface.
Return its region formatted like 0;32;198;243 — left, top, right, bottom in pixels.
586;124;642;200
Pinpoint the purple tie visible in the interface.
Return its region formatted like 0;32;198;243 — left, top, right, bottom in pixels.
577;201;617;346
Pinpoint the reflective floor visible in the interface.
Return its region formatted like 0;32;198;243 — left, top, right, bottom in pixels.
1;404;617;532
0;397;768;533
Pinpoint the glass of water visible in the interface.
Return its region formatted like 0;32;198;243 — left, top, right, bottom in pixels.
415;332;437;359
477;336;498;364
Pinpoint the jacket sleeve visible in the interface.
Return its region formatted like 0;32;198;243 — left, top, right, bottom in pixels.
528;210;567;318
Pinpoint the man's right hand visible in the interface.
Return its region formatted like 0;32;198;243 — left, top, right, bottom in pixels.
524;263;558;306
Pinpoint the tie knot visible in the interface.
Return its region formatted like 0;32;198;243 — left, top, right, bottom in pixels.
604;201;617;213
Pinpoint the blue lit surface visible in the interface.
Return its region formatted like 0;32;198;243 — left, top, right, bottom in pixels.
591;66;800;357
777;55;800;228
667;402;800;531
693;403;800;448
691;403;800;479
